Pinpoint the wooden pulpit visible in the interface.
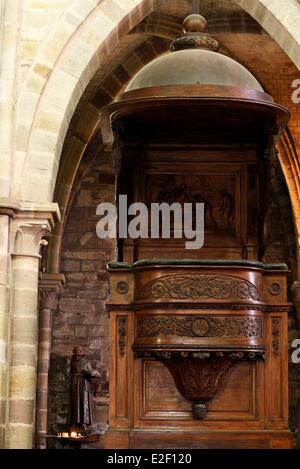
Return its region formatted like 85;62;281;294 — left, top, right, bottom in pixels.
100;13;293;448
105;260;292;448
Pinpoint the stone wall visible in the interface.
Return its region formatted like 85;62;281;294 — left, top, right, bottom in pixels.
263;156;300;442
48;146;116;443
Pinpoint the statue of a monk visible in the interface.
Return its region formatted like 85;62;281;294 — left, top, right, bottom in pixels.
66;346;100;431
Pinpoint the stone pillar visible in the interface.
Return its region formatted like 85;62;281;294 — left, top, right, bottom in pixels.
0;0;21;448
7;214;54;448
0;205;15;447
36;273;64;449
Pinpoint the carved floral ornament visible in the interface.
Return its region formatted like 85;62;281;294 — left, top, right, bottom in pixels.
138;274;261;301
118;316;127;357
272;318;280;357
137;315;263;339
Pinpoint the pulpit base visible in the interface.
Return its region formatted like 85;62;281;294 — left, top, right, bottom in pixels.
104;430;294;449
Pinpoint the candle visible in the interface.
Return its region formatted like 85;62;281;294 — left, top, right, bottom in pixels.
70;432;77;438
62;432;69;438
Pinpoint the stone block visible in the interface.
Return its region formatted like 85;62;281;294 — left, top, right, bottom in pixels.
11;345;36;368
62;233;78;246
94;404;108;425
0;426;4;448
9;399;34;425
10;367;36;399
62;250;107;260
13;289;38;316
61;259;81;272
36;409;47;434
75;325;88;338
11;317;37;345
13;268;38;290
0;399;6;424
8;423;33;449
38;329;51;343
37;373;48;390
59;297;95;312
81;261;97;272
88;326;101;338
37;358;49;374
38;310;51;329
52;324;74;339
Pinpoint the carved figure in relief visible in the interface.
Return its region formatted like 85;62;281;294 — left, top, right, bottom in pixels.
156;182;189;204
188;192;217;229
219;189;235;227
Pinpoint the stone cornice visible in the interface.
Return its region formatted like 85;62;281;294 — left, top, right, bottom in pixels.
0;199;61;223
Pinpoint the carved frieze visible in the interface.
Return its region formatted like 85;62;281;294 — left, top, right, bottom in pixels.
137;315;263;339
134;350;264;361
138;274;261;301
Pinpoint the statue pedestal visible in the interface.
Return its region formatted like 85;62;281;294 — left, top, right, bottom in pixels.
46;434;100;449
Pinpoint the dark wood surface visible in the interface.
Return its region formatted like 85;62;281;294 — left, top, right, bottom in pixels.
106;263;292;448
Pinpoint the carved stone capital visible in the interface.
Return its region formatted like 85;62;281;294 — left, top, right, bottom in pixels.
38;273;65;311
11;220;51;258
8;203;60;258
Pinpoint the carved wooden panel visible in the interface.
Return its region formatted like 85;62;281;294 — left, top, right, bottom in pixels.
128;162;247;251
137;314;263;339
138;274;261;301
141;360;257;422
144;173;237;234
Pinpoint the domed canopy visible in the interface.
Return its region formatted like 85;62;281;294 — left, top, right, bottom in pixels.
100;14;290;146
125;49;263;93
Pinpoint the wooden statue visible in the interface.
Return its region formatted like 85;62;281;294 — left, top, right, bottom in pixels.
65;347;100;432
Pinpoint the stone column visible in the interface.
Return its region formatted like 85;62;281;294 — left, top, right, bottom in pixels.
36;273;64;449
0;0;21;448
7;214;54;448
0;205;15;447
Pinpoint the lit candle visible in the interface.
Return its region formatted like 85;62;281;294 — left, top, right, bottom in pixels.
70;432;77;438
62;432;69;438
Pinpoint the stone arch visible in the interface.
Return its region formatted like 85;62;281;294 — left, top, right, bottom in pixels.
277;129;300;277
234;0;300;70
17;0;155;203
18;0;300;205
